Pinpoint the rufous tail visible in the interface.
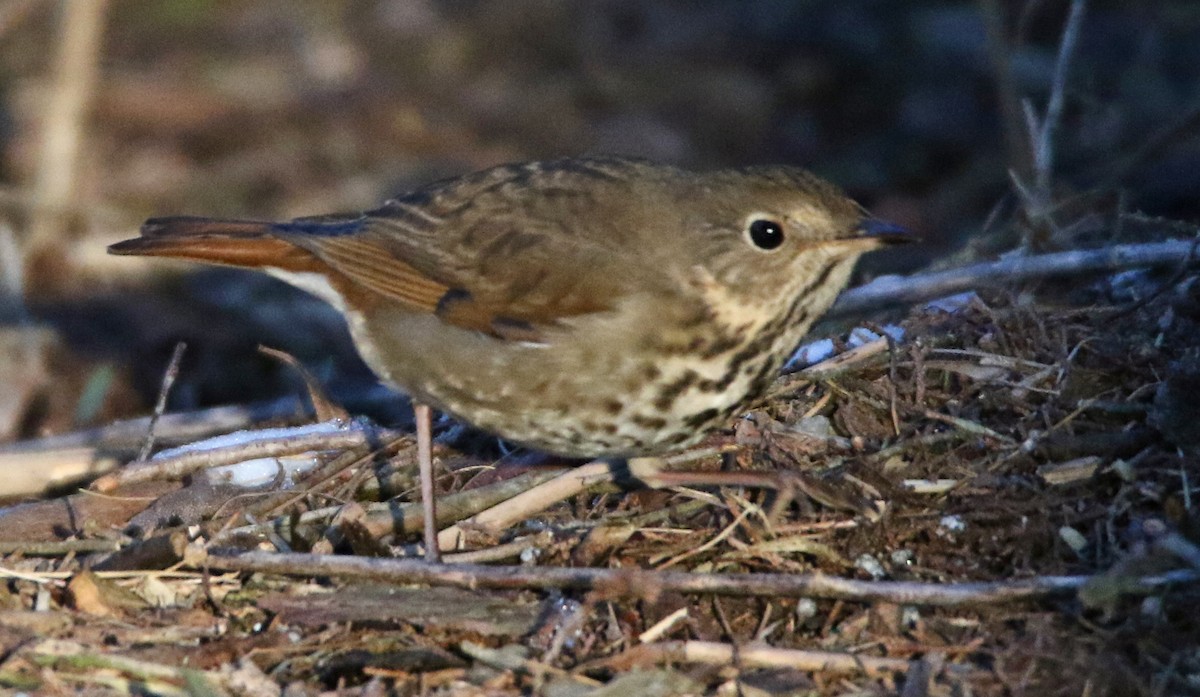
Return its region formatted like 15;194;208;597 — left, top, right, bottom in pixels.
108;216;316;271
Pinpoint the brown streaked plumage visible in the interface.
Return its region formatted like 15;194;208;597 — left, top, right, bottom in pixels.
110;155;909;558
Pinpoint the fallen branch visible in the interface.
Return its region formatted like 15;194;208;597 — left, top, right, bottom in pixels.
196;549;1199;607
91;421;401;492
830;239;1200;318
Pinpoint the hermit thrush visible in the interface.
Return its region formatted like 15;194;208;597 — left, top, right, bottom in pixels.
110;156;908;560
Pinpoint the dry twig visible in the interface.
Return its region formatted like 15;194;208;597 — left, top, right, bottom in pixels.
197;549;1199;608
138;342;187;462
582;640;913;677
1033;0;1087;195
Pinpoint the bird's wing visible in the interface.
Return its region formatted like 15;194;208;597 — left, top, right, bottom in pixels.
271;209;646;342
272;160;678;340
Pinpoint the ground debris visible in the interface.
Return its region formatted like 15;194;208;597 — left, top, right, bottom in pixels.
2;2;1199;694
1;287;1199;695
2;284;1198;695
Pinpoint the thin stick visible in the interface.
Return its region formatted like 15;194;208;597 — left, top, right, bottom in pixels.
1035;0;1087;193
415;403;440;562
829;239;1200;318
138;341;187;462
197;549;1198;608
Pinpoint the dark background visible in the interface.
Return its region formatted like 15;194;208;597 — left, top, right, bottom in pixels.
2;0;1198;430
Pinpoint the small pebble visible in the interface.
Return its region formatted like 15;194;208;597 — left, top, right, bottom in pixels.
1140;595;1163;621
1059;526;1088;555
855;553;887;580
795;598;819;620
787;338;835;367
939;515;966;533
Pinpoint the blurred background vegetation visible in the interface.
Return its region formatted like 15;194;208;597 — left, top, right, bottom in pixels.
1;0;1198;437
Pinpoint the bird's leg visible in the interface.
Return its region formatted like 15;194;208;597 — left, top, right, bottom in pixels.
414;403;440;562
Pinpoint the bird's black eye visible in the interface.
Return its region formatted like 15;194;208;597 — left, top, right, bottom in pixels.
747;219;785;250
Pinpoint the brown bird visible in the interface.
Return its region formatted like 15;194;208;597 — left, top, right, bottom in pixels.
110;156;908;560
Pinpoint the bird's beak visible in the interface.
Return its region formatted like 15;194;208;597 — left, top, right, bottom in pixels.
854;218;915;246
806;218;916;254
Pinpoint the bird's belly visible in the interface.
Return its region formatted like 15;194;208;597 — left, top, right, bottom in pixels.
427;362;763;458
353;306;795;458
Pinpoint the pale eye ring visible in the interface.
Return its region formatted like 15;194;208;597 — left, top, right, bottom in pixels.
746;218;785;250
